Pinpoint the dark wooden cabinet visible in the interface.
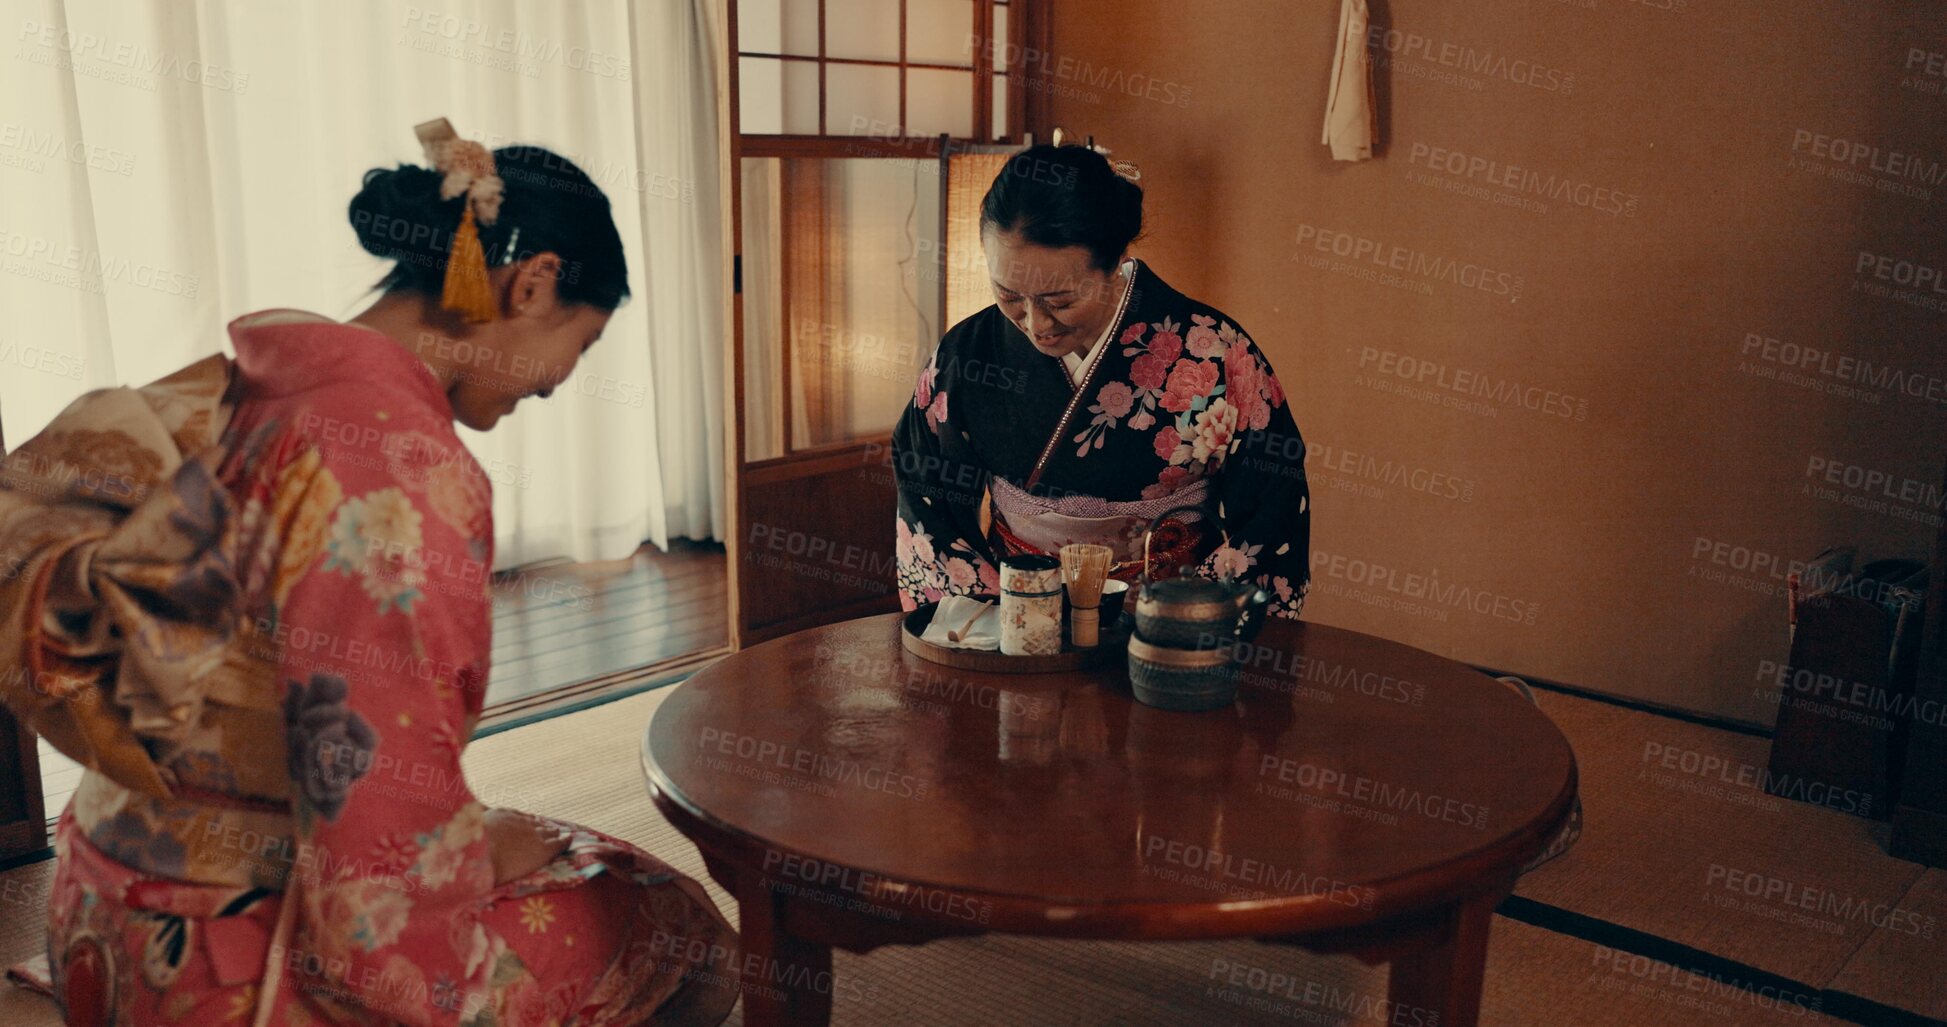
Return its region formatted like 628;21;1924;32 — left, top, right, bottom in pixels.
1890;458;1947;865
0;710;47;860
1766;569;1921;820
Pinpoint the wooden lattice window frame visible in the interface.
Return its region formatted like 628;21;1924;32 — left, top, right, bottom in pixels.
733;0;1038;158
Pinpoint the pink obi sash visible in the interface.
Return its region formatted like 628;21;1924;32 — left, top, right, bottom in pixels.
988;476;1208;571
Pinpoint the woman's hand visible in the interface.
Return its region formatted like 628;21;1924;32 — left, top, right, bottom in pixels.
484;808;571;885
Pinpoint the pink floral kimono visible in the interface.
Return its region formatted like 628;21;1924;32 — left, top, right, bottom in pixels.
0;311;738;1026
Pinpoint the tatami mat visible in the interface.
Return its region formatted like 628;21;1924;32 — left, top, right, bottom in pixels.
1482;918;1841;1027
1516;690;1925;988
724;918;1853;1027
0;987;57;1027
457;687;1862;1025
0;682;1932;1024
1825;868;1947;1021
0;859;56;1027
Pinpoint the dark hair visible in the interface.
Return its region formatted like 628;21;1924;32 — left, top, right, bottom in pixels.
348;145;629;309
979;143;1143;273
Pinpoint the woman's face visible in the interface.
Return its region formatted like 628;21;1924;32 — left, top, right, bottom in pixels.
440;255;612;431
983;227;1124;359
447;304;610;431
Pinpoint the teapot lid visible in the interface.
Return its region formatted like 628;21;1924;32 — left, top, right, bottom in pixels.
1145;573;1232;602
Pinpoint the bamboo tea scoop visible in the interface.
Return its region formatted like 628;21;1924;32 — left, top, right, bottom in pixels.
946;600;991;643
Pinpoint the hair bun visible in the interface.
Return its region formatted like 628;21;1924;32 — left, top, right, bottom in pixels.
981;143;1144;272
1079;147;1145;257
349;145;631;310
347;164;457;267
1112;170;1145;240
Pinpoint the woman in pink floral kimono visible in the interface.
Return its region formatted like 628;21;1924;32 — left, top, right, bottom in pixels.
0;131;738;1025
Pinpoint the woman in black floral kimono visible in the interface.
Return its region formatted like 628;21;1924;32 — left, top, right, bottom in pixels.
893;141;1310;617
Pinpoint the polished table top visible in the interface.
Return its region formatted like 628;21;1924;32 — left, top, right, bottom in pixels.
643;614;1577;939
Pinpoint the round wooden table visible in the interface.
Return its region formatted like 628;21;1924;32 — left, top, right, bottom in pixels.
642;614;1577;1027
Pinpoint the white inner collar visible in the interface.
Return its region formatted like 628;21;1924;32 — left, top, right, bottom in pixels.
1061;259;1136;387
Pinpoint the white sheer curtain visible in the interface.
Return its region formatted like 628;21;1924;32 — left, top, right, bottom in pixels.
0;0;725;564
632;0;728;542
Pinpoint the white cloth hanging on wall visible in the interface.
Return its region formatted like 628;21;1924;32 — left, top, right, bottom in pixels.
1322;0;1377;161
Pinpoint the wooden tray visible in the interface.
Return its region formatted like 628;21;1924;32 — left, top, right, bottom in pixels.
901;602;1131;673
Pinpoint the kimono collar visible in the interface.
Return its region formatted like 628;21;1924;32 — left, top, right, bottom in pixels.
228;309;453;420
1061;258;1140;385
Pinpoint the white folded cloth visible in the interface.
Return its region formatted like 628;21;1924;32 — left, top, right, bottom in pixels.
1322;0;1376;162
921;595;1001;651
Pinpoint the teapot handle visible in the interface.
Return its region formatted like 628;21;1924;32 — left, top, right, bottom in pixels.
1141;503;1213;587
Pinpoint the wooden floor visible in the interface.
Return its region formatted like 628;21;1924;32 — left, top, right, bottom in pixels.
35;540;728;820
485;539;728;707
32;741;79;830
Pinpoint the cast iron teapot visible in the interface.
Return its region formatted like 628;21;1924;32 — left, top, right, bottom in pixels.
1130;504;1272;651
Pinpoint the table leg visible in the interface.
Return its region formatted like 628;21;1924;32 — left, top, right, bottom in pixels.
1386;890;1499;1027
734;871;834;1027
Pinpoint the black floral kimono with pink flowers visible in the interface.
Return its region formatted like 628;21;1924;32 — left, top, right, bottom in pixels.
893;261;1310;617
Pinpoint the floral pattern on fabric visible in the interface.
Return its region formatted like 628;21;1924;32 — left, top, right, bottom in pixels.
284;672;378;822
895;516;999;605
1200;497;1312;620
914;353;951;432
4;312;740;1027
269;448;345;607
894;262;1310;617
324;486;428;614
86;810;188;877
34;427;168;504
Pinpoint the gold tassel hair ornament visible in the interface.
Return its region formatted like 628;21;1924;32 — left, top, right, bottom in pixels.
414;118;506;324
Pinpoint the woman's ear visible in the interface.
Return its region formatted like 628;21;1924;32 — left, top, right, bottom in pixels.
504;252;565;319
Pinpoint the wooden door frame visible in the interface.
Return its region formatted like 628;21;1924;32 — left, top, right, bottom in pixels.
0;420;50;861
717;0;1045;650
717;0;747;646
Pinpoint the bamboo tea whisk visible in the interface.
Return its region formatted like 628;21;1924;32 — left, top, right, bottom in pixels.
1060;544;1115;648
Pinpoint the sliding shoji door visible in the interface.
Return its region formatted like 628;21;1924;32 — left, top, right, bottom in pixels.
720;0;1038;644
